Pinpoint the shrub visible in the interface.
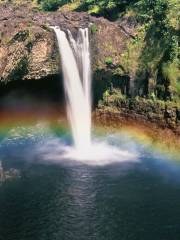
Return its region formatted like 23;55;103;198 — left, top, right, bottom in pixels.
90;23;98;34
40;0;69;11
105;57;113;65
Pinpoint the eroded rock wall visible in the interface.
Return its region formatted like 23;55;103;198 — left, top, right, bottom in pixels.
96;97;180;134
0;3;133;86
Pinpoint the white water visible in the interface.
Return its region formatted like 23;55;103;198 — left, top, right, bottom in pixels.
52;26;91;151
50;26;138;163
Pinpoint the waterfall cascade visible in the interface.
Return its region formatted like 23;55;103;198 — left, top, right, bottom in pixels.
52;27;92;151
50;26;137;163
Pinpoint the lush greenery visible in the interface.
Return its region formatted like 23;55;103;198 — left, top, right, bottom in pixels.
38;0;137;17
37;0;179;101
1;0;179;101
131;0;179;101
77;0;179;101
37;0;71;11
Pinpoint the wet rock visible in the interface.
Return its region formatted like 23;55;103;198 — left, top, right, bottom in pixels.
96;97;180;134
0;161;21;183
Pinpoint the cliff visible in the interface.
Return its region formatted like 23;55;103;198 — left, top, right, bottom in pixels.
96;90;180;134
0;3;134;87
0;2;179;133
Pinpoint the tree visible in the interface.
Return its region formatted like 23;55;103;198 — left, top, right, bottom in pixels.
40;0;71;11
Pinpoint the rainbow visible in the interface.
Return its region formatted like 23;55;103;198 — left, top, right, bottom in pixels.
0;109;179;162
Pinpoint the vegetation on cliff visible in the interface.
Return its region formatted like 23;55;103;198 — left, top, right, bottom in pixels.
98;87;180;130
33;0;179;102
82;0;179;102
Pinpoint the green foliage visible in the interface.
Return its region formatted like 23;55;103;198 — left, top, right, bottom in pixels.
127;0;180;100
102;88;126;106
74;0;138;20
39;0;71;11
105;57;113;65
90;23;98;34
29;0;180;101
88;4;101;14
135;0;169;22
103;89;110;98
162;60;180;98
162;61;180;86
149;92;157;101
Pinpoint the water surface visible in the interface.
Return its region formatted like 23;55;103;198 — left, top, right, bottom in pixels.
0;124;180;240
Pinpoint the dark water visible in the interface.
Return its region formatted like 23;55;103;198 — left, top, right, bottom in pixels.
0;127;180;240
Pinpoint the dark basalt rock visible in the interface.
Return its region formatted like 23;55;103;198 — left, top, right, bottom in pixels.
0;3;132;86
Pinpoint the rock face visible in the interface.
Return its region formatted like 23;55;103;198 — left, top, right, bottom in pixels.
96;96;180;135
0;3;133;85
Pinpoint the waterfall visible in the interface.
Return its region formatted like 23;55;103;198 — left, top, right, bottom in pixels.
49;26;137;163
51;27;92;151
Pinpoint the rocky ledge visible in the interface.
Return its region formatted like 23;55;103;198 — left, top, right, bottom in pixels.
0;3;135;84
95;95;180;135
